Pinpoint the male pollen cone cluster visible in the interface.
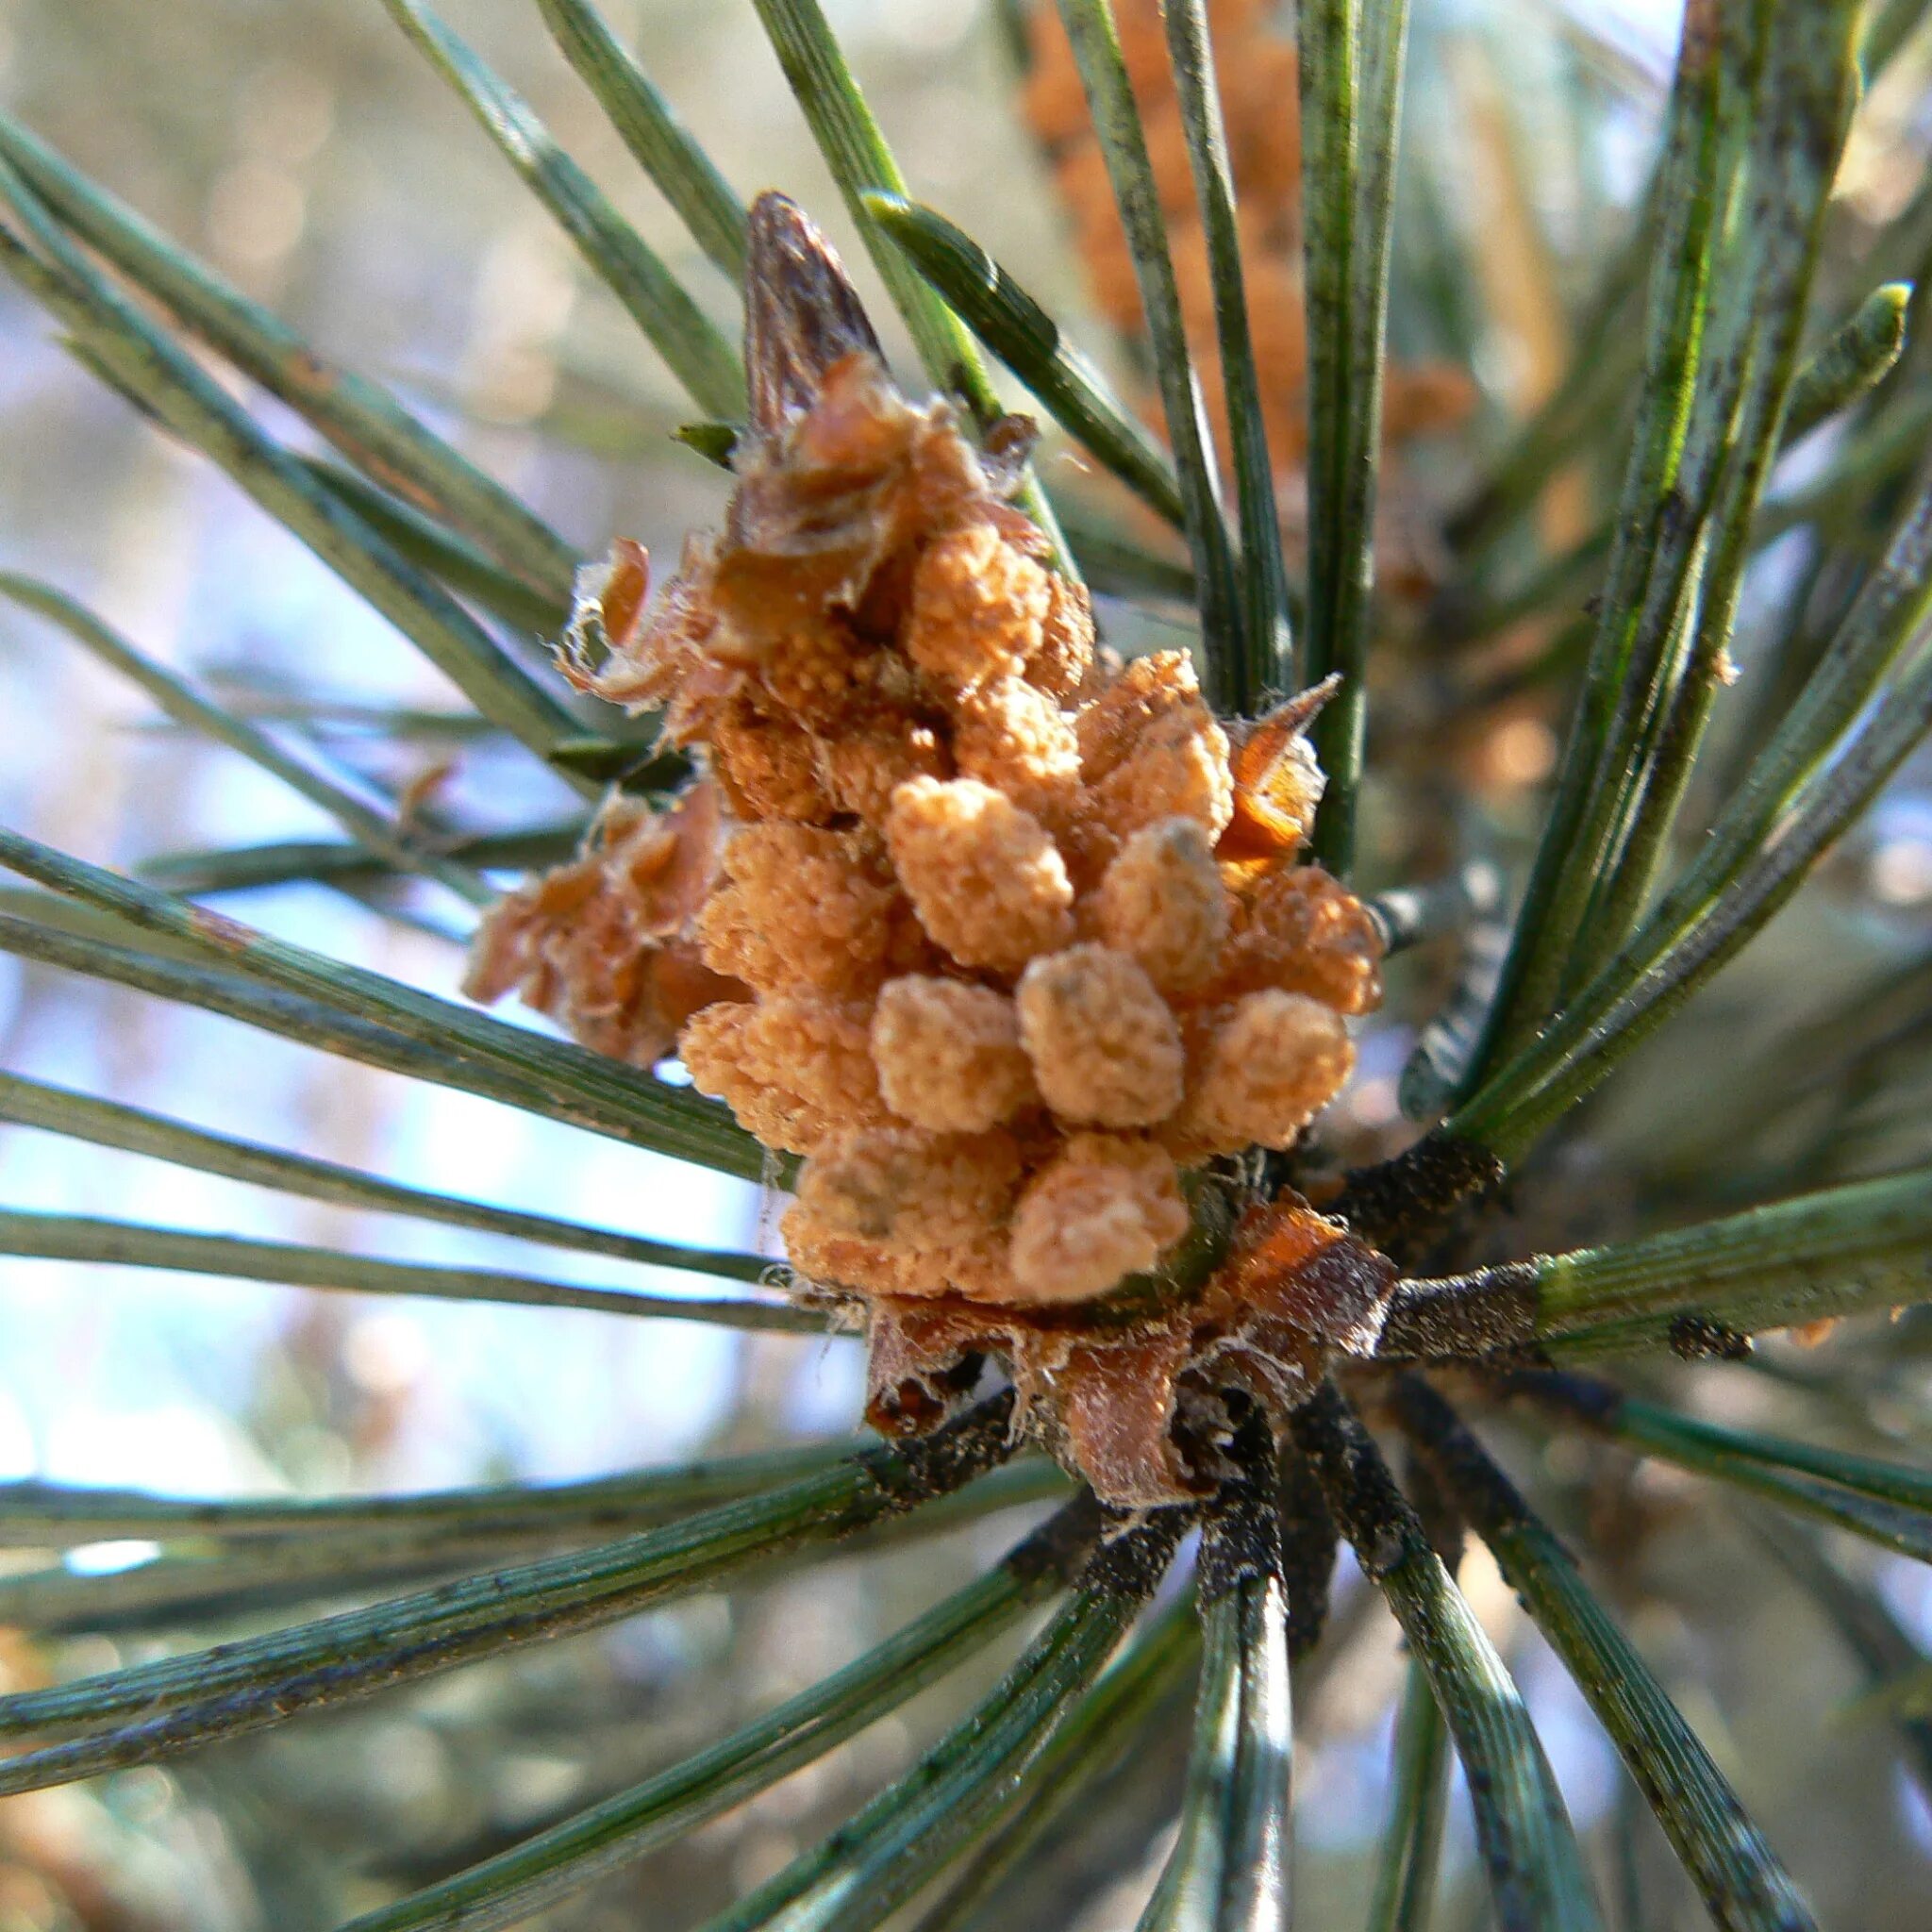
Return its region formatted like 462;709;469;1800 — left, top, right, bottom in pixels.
468;193;1391;1506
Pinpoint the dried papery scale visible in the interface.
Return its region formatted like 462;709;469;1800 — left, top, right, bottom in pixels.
462;775;742;1066
470;192;1391;1506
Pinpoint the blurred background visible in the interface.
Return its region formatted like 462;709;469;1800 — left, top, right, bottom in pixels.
0;0;1928;1926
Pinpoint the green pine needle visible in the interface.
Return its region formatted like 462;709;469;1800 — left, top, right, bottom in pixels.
537;0;752;284
0;829;765;1177
1364;1660;1453;1932
1392;1379;1820;1932
379;0;745;422
0;1210;800;1327
339;1493;1104;1932
748;0;1075;574
1295;0;1412;871
0;110;582;603
863;190;1187;528
1053;0;1244;703
1292;1386;1605;1932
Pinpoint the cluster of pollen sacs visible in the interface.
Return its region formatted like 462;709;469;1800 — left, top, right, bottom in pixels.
471;338;1383;1320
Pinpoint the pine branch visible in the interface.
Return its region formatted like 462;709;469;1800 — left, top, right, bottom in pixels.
380;0;746;422
0;110;580;601
338;1491;1108;1932
0;831;765;1178
1391;1376;1818;1932
0;1397;1022;1784
1053;0;1245;703
1289;1384;1604;1932
1296;0;1413;871
1380;1165;1932;1362
0;1070;745;1277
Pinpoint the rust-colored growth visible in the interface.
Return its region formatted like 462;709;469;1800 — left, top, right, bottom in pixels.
865;1192;1398;1507
1218;675;1336;866
464;780;743;1065
1022;0;1474;485
467;192;1390;1507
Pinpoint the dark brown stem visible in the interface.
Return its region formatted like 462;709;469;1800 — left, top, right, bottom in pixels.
1375;1265;1544;1362
1382;1373;1539;1547
1199;1410;1285;1605
1276;1443;1340;1661
1402;1441;1468;1574
1286;1380;1424;1582
1328;1133;1506;1269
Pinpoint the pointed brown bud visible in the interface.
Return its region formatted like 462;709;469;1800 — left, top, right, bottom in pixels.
744;191;885;436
